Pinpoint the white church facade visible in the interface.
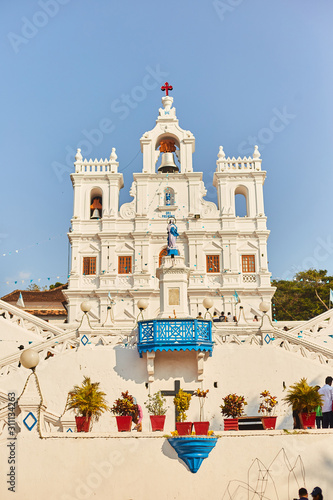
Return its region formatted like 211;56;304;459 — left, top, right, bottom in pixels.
2;87;333;500
65;92;275;325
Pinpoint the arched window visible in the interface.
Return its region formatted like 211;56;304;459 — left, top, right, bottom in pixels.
90;188;103;219
164;187;175;206
159;247;168;266
235;186;248;217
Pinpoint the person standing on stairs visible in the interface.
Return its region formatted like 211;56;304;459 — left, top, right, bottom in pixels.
318;376;333;428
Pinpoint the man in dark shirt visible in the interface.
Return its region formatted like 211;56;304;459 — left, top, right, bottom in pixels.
298;487;308;499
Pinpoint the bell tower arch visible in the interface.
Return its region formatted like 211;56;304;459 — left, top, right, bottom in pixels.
213;145;265;219
140;95;195;175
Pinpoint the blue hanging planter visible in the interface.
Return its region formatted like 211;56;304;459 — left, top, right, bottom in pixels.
168;436;218;473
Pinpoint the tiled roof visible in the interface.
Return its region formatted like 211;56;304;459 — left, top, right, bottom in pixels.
1;284;68;316
1;284;67;303
24;309;67;316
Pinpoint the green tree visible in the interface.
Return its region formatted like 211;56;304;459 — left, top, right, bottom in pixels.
26;283;41;291
49;282;64;290
26;283;49;291
272;269;332;321
25;281;65;292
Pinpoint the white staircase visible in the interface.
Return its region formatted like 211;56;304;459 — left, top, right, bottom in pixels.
0;299;66;339
1;299;333;378
0;300;135;376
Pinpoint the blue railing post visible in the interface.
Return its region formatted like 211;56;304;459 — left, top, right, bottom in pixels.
153;320;157;343
208;321;212;340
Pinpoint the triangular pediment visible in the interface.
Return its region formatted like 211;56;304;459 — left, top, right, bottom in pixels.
237;241;258;251
203;240;223;251
116;242;135;252
81;242;100;253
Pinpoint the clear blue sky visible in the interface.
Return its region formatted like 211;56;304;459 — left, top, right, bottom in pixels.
1;0;333;295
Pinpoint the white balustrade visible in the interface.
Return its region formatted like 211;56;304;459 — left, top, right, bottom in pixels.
0;300;66;339
242;274;257;284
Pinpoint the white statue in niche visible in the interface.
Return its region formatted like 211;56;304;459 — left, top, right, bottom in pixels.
164;187;174;206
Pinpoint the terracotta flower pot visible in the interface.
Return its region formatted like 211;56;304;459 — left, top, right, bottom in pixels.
193;421;210;435
224;418;239;431
299;412;316;429
116;416;132;432
75;416;91;432
150;415;166;432
176;422;193;435
261;416;277;430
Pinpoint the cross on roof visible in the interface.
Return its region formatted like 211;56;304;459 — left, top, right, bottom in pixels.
161;82;173;96
161;380;195;424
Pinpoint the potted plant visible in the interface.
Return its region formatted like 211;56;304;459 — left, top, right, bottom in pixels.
283;378;323;429
220;393;247;431
258;390;278;429
111;391;137;432
145;391;168;431
193;388;210;435
174;389;192;435
66;376;109;432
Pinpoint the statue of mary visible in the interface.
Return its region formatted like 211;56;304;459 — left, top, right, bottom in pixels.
167;219;179;256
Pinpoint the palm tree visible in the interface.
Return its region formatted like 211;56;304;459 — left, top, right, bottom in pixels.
66;376;109;422
283;378;323;414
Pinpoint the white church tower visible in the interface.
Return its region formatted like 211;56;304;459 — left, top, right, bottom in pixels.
64;85;275;325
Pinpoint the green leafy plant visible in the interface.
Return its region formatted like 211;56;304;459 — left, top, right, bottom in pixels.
111;391;137;417
283;378;323;414
258;390;278;416
220;393;247;419
272;269;333;321
66;376;109;422
174;389;192;422
145;391;168;416
193;388;209;421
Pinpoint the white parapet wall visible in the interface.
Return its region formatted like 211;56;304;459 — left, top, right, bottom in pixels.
0;432;332;499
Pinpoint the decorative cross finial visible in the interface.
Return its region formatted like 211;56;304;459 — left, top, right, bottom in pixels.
161;82;173;96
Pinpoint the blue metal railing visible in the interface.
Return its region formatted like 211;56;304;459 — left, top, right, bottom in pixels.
137;319;213;357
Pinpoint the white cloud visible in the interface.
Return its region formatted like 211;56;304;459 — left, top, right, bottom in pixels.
19;272;31;280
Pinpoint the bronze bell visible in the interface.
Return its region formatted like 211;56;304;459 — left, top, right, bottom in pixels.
91;208;100;219
158;152;179;173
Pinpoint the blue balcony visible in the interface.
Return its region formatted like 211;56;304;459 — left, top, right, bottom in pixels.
137;319;213;357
